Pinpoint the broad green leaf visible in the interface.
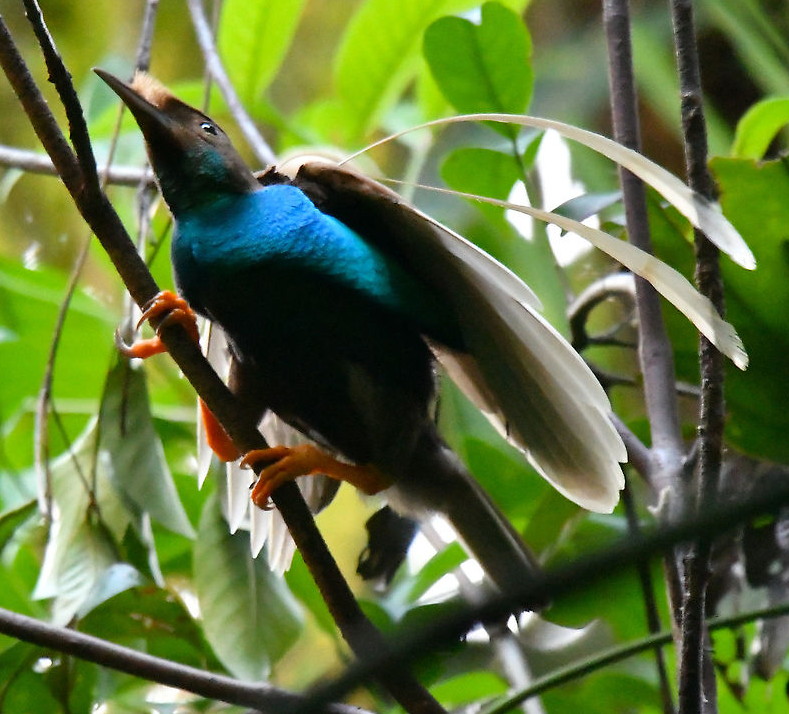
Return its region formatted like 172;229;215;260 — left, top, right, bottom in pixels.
0;642;60;712
38;519;118;626
396;542;467;607
194;495;302;680
33;422;130;625
76;562;144;618
553;191;622;224
219;0;307;108
0;257;114;438
80;586;215;670
424;2;533;134
99;361;195;538
706;157;789;462
333;0;528;141
441;147;521;205
731;96;789;159
0;500;37;553
431;670;508;708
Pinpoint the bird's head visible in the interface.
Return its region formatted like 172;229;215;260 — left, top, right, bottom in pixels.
95;69;259;214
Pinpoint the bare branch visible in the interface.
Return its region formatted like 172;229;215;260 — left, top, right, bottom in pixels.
668;0;728;710
601;0;684;490
0;606;367;714
0;13;445;714
0;144;150;185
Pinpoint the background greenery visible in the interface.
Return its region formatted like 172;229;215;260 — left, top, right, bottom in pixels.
0;0;788;711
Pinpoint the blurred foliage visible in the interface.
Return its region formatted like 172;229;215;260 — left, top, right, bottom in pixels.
0;0;787;712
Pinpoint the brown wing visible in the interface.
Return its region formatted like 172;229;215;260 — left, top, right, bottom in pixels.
290;161;625;513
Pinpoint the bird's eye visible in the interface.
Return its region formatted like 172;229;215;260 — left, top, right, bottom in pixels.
200;121;218;136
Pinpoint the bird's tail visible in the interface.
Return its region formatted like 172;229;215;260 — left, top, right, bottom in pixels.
392;430;545;606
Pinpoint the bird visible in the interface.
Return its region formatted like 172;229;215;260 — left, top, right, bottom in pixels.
95;69;627;596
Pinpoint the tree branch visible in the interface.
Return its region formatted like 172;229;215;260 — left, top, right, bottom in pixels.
0;144;150;185
0;10;444;714
0;606;366;714
668;0;727;711
601;0;684;491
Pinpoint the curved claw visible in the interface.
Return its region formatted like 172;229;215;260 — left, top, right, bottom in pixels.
242;445;393;511
139;291;200;341
117;290;199;359
115;327;168;358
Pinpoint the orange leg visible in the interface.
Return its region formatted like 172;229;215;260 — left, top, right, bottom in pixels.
241;445;394;510
117;290;199;359
199;399;242;462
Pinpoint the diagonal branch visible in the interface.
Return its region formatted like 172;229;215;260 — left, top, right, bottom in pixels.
0;11;445;714
0;606;367;714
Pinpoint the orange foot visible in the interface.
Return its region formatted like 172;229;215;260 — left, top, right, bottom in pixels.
241;445;393;510
199;399;241;462
117;290;199;359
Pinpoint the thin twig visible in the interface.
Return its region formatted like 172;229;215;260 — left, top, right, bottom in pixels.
480;599;789;714
621;482;676;714
668;0;727;711
23;0;98;186
185;0;276;167
0;13;445;714
136;0;159;72
0;144;151;185
601;0;684;492
0;606;366;714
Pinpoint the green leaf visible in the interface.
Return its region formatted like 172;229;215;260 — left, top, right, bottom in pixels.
76;563;144;618
194;495;302;679
706;157;789;462
80;586;214;670
219;0;307;108
398;542;467;606
99;360;195;538
431;670;507;708
552;191;622;224
424;2;533;135
33;423;128;625
441;147;521;204
37;519;118;626
0;500;37;554
0;642;61;712
0;257;115;453
333;0;511;141
731;96;789;159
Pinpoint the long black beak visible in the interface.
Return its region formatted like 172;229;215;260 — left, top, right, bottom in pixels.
93;68;172;140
